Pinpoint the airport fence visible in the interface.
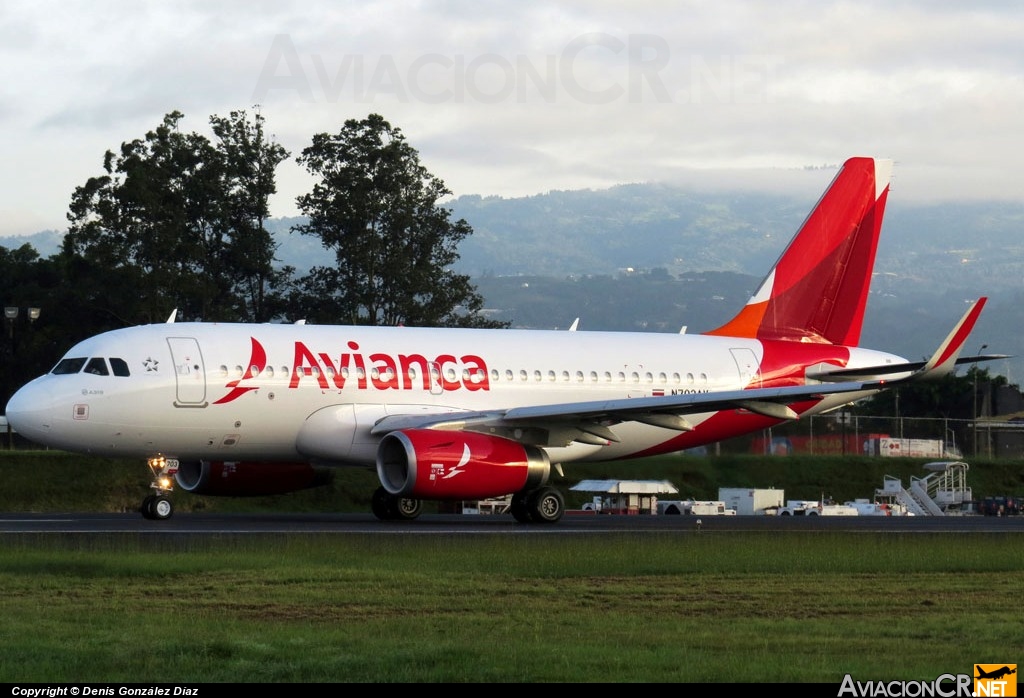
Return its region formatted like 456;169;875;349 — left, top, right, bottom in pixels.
741;413;1022;461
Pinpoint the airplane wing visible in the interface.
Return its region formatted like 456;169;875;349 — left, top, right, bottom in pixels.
370;380;884;444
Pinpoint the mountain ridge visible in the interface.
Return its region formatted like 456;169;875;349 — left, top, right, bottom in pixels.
3;184;1021;382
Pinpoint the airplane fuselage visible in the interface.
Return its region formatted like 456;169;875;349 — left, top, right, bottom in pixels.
8;322;903;466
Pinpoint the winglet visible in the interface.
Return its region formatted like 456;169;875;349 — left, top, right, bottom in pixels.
919;297;988;379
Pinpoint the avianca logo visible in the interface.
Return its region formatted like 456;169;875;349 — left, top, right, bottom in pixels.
214;337;266;404
214;337;490;404
430;443;471;483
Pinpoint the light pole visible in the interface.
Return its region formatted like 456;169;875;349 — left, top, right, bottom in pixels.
973;344;988;458
3;305;41;405
4;307;17;339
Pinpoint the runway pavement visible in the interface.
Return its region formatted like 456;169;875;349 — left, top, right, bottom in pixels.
1;511;1022;534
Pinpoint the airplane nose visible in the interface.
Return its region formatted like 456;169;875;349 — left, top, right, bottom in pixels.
4;380;55;444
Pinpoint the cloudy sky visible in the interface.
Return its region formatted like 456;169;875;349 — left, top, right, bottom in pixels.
2;0;1022;237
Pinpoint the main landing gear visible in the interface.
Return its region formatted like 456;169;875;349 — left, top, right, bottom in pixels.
510;486;564;524
369;486;565;524
371;487;424;521
141;456;178;520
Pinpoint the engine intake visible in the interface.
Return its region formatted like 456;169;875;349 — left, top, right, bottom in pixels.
376;430;550;500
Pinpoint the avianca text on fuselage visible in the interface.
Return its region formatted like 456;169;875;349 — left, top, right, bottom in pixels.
215;337;491;404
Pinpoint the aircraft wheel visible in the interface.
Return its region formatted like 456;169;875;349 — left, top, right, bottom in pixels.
394;497;422;520
151;496;174;520
510;491;532;523
140;495;156;520
528;487;564;524
371;486;396;521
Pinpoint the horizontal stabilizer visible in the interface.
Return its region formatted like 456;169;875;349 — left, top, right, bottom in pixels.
807;298;993;383
809;353;1010;382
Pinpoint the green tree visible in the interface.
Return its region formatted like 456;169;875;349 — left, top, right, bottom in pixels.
291;113;504;328
63;110;291;325
209;110;292;321
0;244;65;405
853;366;1006;420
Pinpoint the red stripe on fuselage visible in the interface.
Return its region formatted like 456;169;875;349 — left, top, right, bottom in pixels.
622;340;852;457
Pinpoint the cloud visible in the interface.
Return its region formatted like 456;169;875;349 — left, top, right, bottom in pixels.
2;0;1024;237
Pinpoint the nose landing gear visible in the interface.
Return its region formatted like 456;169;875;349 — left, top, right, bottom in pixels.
141;456;178;520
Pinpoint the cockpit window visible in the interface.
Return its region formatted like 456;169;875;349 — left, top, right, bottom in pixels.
84;358;109;376
52;358;87;375
51;356;131;377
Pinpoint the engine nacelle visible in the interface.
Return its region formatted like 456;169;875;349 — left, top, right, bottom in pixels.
175;460;332;496
376;430;550;500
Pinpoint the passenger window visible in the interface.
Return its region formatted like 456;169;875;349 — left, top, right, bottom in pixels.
110;358;130;377
52;357;87;375
84;358;109;376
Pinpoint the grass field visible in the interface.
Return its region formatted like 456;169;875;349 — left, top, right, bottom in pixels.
0;532;1021;683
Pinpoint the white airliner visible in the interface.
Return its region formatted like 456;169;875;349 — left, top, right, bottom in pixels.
4;157;993;523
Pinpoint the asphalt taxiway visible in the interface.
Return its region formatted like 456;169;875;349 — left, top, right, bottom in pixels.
1;511;1022;534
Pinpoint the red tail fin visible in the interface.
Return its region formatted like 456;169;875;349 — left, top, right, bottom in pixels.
706;157;892;345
